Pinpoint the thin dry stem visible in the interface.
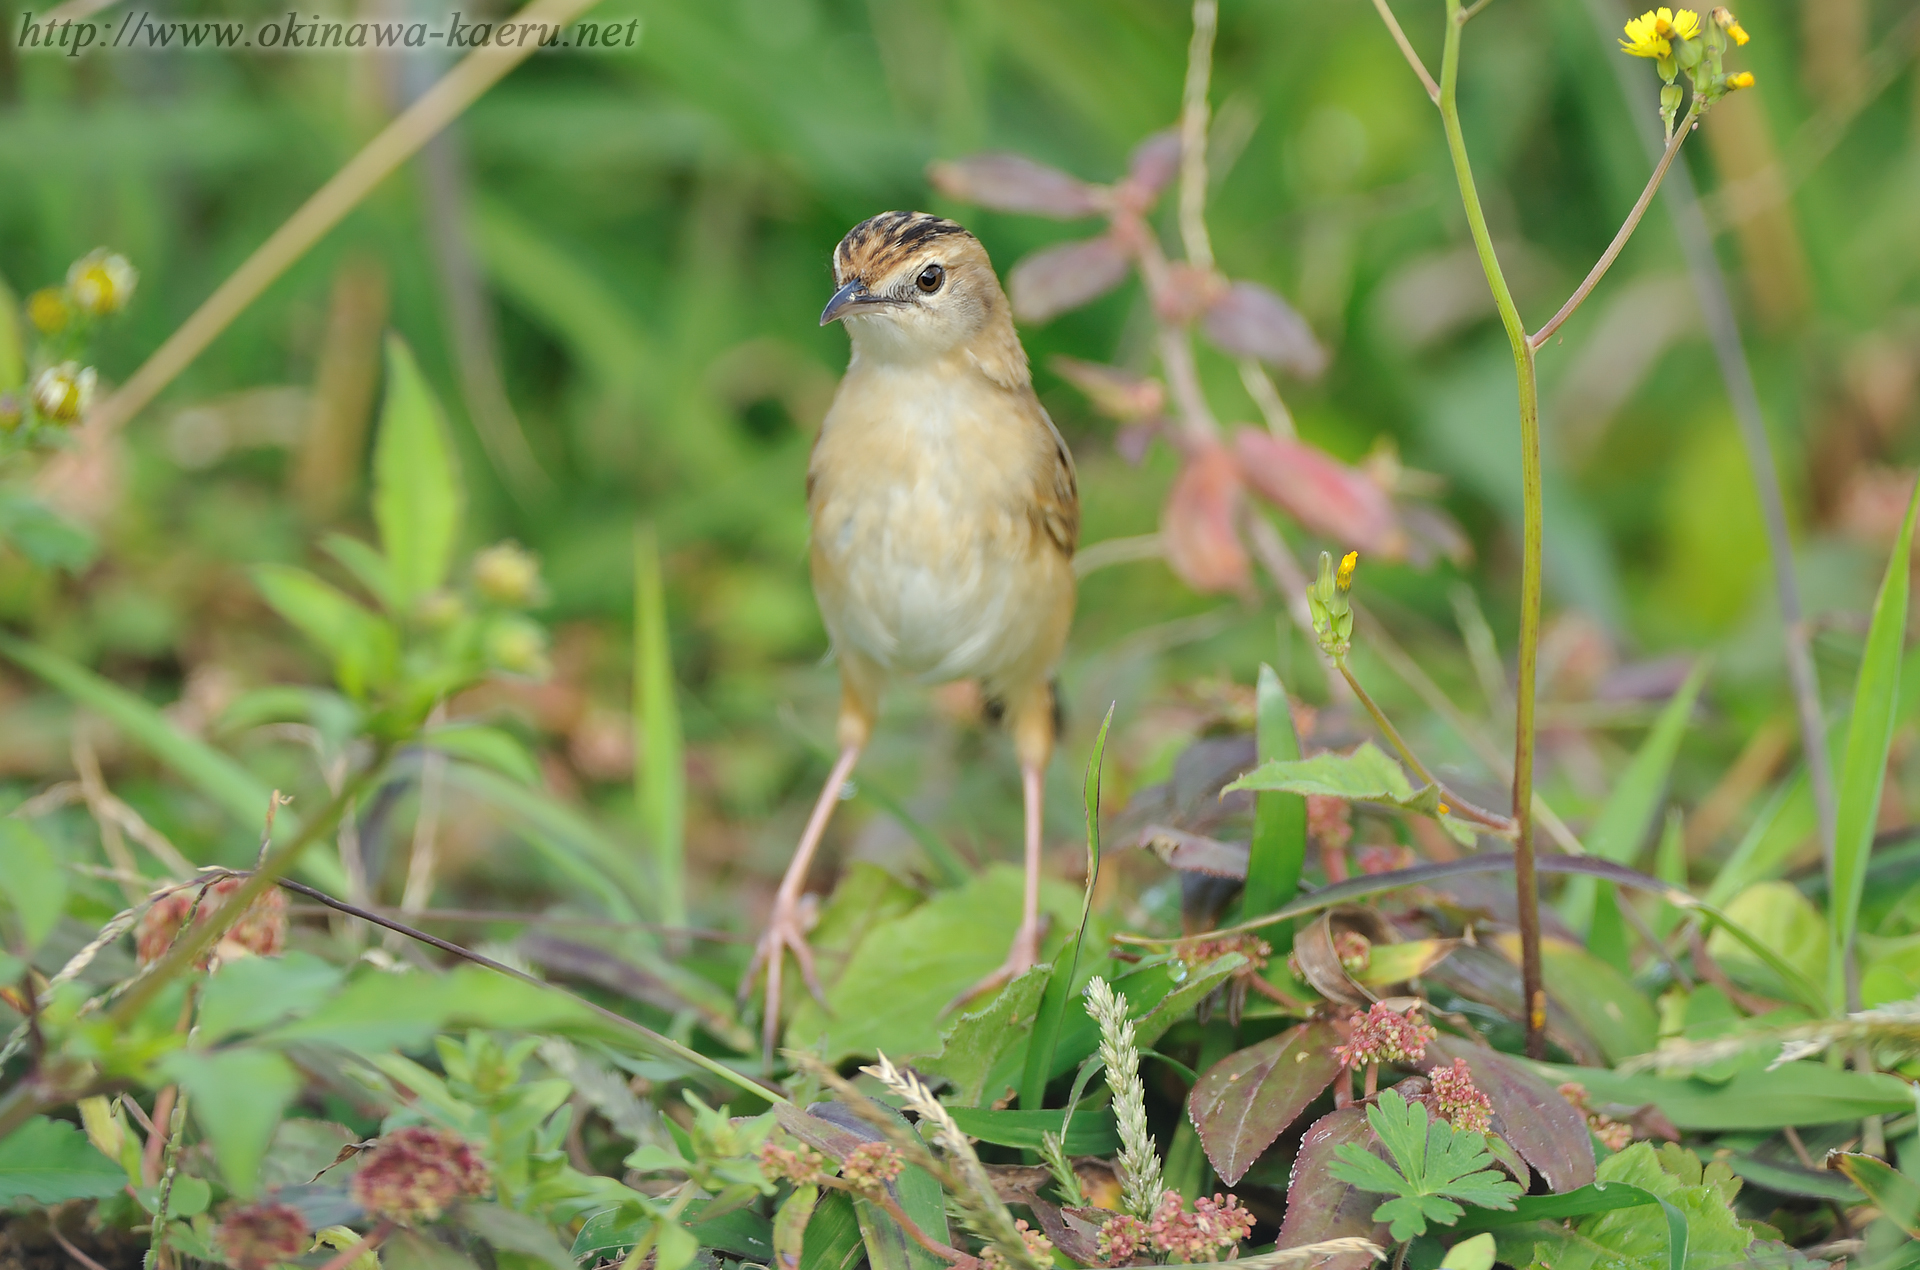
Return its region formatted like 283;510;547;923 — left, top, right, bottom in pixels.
1178;0;1219;271
1239;359;1296;437
1371;0;1440;102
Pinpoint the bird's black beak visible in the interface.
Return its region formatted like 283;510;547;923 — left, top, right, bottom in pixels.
820;278;877;326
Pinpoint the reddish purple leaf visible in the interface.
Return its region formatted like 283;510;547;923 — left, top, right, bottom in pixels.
1049;356;1165;422
1122;130;1181;204
926;154;1105;219
1188;1020;1342;1185
1009;235;1132;323
1276;1107;1388;1268
1233;428;1402;556
1202;281;1328;378
1422;1036;1595;1192
1161;444;1250;595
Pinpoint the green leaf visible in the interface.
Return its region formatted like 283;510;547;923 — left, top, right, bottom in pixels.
197;950;344;1043
944;1105;1120;1154
460;1202;580;1270
774;1184;821;1270
918;965;1049;1106
0;489;97;572
1559;660;1706;948
1703;882;1828;1003
801;1190;865;1270
1373;1193;1462;1242
634;523;686;928
322;532;401;613
441;760;651;920
1329;1091;1519;1240
0;1117;126;1203
1831;477;1920;1010
0;634;349;891
421;723;540;786
1441;1232;1496;1270
850;1105;951;1270
1243;664;1306;918
1020;703;1112;1110
163;1047;303;1197
252;564;399;699
135;1174;212;1218
1533;936;1659;1064
1225;741;1475;844
1537;1059;1914;1129
374;336;462;607
0;270;22;391
0;819;65;950
1828;1152;1920;1237
1702;772;1816;908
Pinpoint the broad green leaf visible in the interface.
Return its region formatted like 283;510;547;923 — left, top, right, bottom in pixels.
634;523;686;927
773;1184;821;1270
851;1104;951;1270
1701;771;1817;907
163;1047;302;1196
1703;882;1828;1003
1441;1232;1496;1270
386;1229;483;1270
943;1105;1119;1153
1243;664;1306;917
1044;953;1246;1082
0;634;348;891
322;532;401;613
918;965;1048;1106
374;337;462;606
421;723;540;786
1722;1154;1862;1204
0;819;64;950
0;1117;126;1203
1827;1152;1920;1237
460;1202;580;1270
135;1174;211;1218
1187;1020;1341;1184
1225;741;1475;845
785;864;1090;1064
1831;477;1920;1010
1020;704;1112;1110
198;950;344;1043
801;1190;865;1270
1559;660;1706;947
1537;1059;1914;1129
252;563;399;699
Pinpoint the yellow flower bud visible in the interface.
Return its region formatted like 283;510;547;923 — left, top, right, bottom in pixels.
472;541;544;607
1336;550;1358;592
31;362;95;424
1726;71;1754;89
27;287;71;335
66;249;138;317
1710;7;1748;44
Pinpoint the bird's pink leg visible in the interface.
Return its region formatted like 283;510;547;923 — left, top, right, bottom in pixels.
948;762;1047;1011
742;744;860;1065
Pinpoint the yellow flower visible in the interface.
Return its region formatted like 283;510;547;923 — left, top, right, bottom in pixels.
1726;71;1754;89
26;287;70;335
1336;550;1358;591
1711;6;1749;44
1620;7;1700;57
67;249;138;317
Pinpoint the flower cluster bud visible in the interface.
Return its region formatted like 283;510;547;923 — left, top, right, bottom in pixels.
214;1200;311;1270
758;1138;832;1187
1097;1213;1148;1265
482;615;551;679
1429;1058;1494;1135
471;542;545;608
1306;551;1357;661
837;1142;903;1195
1141;1191;1255;1263
349;1125;491;1223
1619;6;1754;134
135;877;287;967
981;1219;1053;1270
1334;1001;1436;1070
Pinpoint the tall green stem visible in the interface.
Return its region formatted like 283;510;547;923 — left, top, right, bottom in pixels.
1435;0;1546;1057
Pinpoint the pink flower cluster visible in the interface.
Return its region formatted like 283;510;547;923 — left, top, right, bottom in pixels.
213;1200;310;1270
760;1139;831;1186
1429;1058;1493;1134
349;1125;491;1223
1334;1002;1436;1069
981;1219;1054;1270
1097;1193;1254;1264
1306;794;1353;851
136;877;286;967
838;1142;904;1194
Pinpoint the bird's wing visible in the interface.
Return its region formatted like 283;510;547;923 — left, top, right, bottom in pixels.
1030;401;1079;560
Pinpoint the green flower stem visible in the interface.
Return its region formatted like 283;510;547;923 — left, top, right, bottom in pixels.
1434;0;1546;1058
1530;103;1701;349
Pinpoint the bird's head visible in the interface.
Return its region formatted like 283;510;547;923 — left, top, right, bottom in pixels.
821;212;1014;365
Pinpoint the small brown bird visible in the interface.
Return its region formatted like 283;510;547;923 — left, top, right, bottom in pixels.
743;211;1079;1058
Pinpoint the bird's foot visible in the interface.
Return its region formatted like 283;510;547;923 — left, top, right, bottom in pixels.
740;892;827;1063
944;915;1050;1015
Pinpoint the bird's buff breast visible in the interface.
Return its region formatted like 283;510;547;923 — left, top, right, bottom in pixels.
808;376;1070;686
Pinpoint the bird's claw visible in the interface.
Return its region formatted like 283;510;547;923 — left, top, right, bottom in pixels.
742;893;828;1065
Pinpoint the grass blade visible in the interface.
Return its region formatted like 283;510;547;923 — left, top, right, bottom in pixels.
1242;664;1305;918
635;522;687;928
1829;478;1920;1011
1018;704;1113;1111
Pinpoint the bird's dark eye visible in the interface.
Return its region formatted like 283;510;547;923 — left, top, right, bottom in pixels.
916;264;945;294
